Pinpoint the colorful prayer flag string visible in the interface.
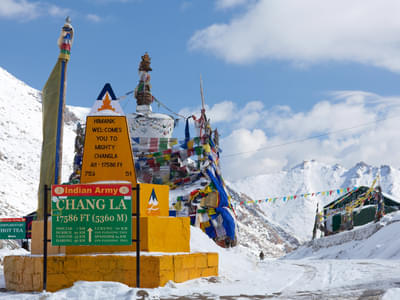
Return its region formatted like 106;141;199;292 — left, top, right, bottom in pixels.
235;187;358;207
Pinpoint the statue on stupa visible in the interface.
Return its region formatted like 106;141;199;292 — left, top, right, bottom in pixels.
135;52;153;106
139;52;152;72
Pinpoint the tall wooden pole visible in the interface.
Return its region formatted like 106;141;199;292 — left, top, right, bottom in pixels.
38;17;74;219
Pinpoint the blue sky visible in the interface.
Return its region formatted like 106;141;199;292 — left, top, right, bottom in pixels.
2;0;400;180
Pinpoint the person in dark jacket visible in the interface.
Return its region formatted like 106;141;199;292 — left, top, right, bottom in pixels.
375;186;385;221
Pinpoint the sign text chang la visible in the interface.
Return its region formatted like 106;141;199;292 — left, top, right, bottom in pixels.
51;183;132;246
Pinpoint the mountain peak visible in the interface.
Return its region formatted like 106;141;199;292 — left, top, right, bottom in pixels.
354;161;369;170
292;159;318;170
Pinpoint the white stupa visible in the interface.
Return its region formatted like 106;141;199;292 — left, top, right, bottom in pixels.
126;53;175;138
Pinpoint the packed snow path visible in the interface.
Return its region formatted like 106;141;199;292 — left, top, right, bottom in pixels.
1;259;400;299
150;259;400;299
263;259;400;299
2;222;400;299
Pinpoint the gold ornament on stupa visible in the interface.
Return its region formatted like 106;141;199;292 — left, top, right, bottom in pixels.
135;52;153;106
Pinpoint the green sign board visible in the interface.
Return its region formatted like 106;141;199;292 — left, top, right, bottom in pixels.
51;184;132;246
0;218;26;239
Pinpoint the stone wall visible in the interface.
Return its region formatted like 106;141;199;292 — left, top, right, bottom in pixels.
4;252;218;292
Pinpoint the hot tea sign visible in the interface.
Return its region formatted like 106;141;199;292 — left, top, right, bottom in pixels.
0;218;26;239
51;183;132;246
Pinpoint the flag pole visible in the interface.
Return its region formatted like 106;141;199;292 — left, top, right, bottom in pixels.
198;74;208;141
55;16;74;184
200;74;205;113
37;17;74;219
54;57;67;184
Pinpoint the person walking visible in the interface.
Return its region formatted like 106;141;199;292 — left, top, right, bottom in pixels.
375;186;385;221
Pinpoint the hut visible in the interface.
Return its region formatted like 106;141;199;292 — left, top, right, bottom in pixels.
323;186;400;235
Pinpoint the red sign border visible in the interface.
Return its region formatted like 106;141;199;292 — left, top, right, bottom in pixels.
52;183;132;197
0;218;25;222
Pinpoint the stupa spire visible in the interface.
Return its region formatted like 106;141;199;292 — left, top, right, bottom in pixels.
135;52;153;109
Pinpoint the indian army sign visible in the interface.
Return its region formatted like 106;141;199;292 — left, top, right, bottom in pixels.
51;183;132;246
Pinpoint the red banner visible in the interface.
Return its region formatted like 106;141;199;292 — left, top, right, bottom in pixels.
0;218;25;222
52;183;132;197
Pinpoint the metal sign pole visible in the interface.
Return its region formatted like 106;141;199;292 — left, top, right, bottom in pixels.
136;184;140;288
43;185;49;291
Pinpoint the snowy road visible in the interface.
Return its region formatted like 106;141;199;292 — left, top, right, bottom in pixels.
0;259;400;299
148;259;400;299
266;259;400;299
3;224;400;299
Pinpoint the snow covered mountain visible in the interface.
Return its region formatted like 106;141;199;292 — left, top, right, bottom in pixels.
1;65;400;260
227;186;300;257
0;67;84;217
230;159;400;243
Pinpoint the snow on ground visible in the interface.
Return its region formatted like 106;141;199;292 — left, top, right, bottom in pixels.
1;221;400;299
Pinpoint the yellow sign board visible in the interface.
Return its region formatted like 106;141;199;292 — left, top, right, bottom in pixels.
80;116;137;186
134;183;169;217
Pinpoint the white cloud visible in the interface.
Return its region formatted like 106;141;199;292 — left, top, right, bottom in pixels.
0;0;39;19
179;100;265;128
220;128;289;179
216;0;250;10
87;14;101;23
223;128;268;158
87;0;138;3
180;1;193;12
189;0;400;72
235;101;264;129
180;91;400;180
264;98;377;139
0;0;69;20
48;5;70;18
207;101;236;123
178;101;236;123
220;128;286;179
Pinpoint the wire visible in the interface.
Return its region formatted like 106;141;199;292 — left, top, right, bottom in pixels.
116;90;135;101
117;89;187;120
152;96;186;119
222;114;400;158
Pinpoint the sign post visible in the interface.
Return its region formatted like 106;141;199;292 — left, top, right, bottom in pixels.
51;183;132;246
80;116;137;186
0;218;26;239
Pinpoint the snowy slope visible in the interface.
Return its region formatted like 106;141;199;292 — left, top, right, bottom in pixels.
0;67;85;216
227;186;300;257
231;160;400;243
